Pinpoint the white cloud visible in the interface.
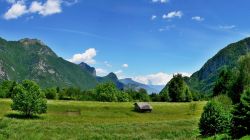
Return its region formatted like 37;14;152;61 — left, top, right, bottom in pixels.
158;25;175;32
68;48;97;64
4;1;27;20
163;11;183;19
191;16;204;22
122;64;129;68
63;0;78;6
219;25;236;30
133;72;191;85
115;70;124;79
30;0;62;16
96;68;108;76
151;15;157;20
152;0;168;3
104;61;112;67
174;72;192;77
3;0;73;20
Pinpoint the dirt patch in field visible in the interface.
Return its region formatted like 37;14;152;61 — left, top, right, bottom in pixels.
64;109;81;116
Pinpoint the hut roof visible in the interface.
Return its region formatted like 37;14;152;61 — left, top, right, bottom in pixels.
134;102;152;110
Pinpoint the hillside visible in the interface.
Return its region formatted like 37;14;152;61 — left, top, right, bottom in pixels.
187;37;250;94
0;37;97;89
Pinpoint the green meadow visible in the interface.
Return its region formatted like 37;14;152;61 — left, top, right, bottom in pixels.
0;99;206;140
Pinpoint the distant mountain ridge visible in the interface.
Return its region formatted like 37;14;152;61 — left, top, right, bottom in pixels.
187;37;250;94
79;62;96;76
97;72;124;89
120;78;164;93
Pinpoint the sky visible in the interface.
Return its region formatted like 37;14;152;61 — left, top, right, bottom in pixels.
0;0;250;85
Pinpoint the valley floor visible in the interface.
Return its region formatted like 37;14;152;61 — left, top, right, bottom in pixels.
0;99;206;140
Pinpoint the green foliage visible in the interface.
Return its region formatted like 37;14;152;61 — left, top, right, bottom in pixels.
229;54;250;104
150;93;162;102
43;87;57;99
0;81;16;98
117;91;131;102
213;95;233;111
11;80;47;117
124;88;150;102
199;100;232;136
231;88;250;139
95;82;119;102
78;90;97;101
213;68;233;97
0;38;97;90
185;88;193;102
159;87;170;102
165;74;192;102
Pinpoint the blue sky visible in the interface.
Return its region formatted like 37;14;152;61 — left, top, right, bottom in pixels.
0;0;250;85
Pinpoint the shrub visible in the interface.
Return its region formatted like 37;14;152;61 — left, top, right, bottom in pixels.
44;88;57;99
117;92;130;102
95;83;119;102
11;80;47;117
0;81;16;98
231;88;250;139
79;90;97;101
150;93;161;102
166;74;192;102
199;100;231;136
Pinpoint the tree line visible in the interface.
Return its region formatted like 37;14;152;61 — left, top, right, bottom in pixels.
0;74;202;103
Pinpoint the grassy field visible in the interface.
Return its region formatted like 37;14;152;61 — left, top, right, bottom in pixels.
0;99;206;140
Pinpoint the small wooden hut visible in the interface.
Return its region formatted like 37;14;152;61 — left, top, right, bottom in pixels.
134;102;152;112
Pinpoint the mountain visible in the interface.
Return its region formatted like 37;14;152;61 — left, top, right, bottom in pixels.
187;37;250;94
120;78;164;94
79;62;96;76
0;37;98;89
97;72;124;89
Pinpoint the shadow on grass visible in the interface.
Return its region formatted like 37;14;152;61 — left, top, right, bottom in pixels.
5;113;42;120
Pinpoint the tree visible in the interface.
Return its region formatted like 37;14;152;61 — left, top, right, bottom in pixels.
184;88;192;102
11;80;47;117
231;88;250;139
95;82;119;102
44;87;57;99
167;74;192;102
0;80;16;98
159;87;170;102
136;88;150;102
150;93;161;102
117;91;131;102
213;68;233;97
199;100;231;136
229;54;250;104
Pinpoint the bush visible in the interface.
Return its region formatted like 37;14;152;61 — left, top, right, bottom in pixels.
95;83;119;102
166;74;192;102
150;93;161;102
0;81;16;98
231;88;250;139
11;80;47;117
117;92;131;102
44;88;57;99
213;94;233;111
199;100;231;136
78;90;97;101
